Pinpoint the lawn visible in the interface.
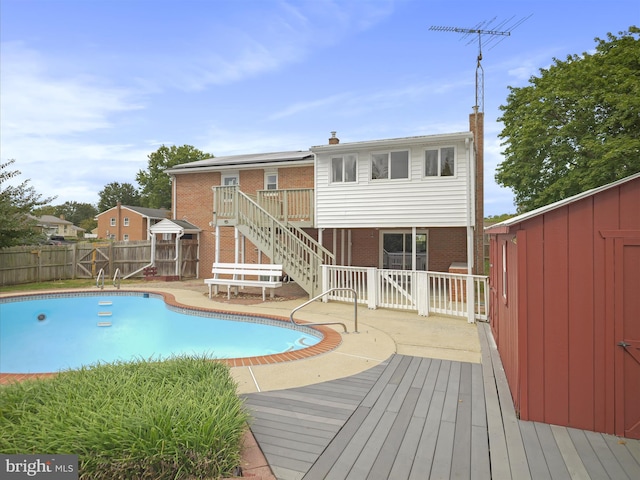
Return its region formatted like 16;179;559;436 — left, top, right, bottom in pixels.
0;356;249;479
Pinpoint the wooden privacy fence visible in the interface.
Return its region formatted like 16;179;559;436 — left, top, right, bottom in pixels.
0;240;198;286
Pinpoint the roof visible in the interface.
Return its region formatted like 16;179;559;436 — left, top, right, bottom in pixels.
149;218;201;234
310;131;474;153
36;215;74;225
485;172;640;234
97;205;170;219
166;150;314;173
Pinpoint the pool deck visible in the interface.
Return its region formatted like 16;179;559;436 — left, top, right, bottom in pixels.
2;281;639;479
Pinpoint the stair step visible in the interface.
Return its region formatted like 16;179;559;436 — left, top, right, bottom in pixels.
98;311;112;317
97;321;112;327
98;301;113;306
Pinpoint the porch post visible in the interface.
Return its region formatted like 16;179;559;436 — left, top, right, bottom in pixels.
214;226;220;263
366;267;377;309
234;228;240;263
321;264;330;302
412;227;417;270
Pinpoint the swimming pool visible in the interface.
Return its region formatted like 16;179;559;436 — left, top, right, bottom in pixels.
0;291;323;374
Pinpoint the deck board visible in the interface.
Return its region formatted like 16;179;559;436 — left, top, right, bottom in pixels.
243;324;640;480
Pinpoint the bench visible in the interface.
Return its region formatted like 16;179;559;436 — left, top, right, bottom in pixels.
205;263;283;301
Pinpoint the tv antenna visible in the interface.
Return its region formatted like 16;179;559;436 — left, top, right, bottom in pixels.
430;15;531;114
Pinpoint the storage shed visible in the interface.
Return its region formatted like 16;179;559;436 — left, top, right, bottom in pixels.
485;173;640;439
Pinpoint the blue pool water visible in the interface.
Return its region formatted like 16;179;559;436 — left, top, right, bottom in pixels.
0;292;321;373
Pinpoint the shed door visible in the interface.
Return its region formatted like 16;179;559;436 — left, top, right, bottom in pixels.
616;238;640;439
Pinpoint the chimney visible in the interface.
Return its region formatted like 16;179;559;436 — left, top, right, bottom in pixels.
470;109;484;274
329;131;339;145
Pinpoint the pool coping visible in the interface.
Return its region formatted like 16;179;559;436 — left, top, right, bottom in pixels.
0;289;343;384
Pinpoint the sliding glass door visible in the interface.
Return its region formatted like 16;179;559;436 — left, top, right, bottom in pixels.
381;231;427;270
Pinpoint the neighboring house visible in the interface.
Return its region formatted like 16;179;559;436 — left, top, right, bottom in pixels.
485;172;640;439
32;214;80;238
166;112;484;297
95;202;170;241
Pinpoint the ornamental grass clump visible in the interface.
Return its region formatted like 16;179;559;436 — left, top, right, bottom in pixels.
0;356;249;479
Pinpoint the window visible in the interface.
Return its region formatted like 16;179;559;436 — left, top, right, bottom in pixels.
110;218;116;227
123;217;130;227
331;155;357;183
371;151;409;180
265;172;278;190
222;173;239;186
425;147;455;177
502;242;508;301
123;234;129;241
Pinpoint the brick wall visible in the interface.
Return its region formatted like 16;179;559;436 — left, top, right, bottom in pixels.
428;227;468;272
174;172;218;277
470;111;484;274
96;205;150;241
318;227;466;271
174;166;314;278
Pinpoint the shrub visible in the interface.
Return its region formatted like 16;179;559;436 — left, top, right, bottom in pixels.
0;356;249;479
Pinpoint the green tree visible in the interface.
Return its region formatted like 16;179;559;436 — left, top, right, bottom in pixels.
97;182;142;212
496;27;640;212
0;159;55;247
33;201;98;228
54;201;98;227
136;145;212;209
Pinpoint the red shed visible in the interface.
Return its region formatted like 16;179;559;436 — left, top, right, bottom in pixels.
486;173;640;439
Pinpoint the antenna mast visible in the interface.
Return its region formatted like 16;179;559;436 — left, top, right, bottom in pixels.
430;16;530;113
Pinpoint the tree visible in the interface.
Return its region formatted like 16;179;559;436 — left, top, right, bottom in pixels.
97;182;142;212
0;159;55;247
54;201;98;228
496;26;640;212
136;145;212;209
33;201;98;228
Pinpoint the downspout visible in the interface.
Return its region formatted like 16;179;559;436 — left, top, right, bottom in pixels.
124;227;155;279
171;175;177;219
212;186;220;264
466;136;476;323
174;229;184;276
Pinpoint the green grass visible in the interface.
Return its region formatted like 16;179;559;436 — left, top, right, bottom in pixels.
0;356;249;480
0;278;145;293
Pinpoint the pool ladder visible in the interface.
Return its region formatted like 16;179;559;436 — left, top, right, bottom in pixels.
97;300;113;326
95;268;121;290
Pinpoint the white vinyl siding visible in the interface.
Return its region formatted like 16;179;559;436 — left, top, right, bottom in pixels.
315;137;472;228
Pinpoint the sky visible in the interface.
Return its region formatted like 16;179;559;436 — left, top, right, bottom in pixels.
1;0;638;216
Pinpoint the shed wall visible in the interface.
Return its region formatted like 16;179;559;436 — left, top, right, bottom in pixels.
489;176;640;435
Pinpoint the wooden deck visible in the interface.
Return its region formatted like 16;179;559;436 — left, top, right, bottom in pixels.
243;323;640;479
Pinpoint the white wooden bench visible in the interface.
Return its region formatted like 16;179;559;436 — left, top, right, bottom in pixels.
204;263;283;301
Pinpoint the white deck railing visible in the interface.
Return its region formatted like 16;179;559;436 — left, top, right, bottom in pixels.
321;265;489;323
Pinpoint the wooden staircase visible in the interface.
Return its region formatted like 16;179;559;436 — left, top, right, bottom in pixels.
214;186;333;297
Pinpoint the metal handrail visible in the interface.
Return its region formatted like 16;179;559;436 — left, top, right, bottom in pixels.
289;288;358;333
96;268;105;289
113;268;121;289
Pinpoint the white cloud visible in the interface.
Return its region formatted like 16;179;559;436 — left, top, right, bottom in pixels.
158;0;398;91
0;42;143;138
